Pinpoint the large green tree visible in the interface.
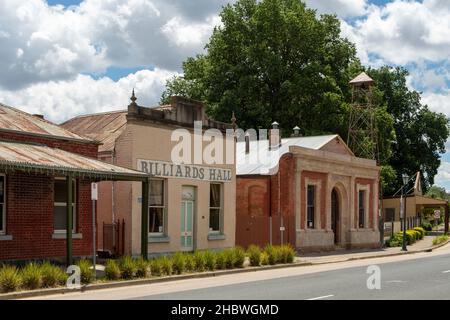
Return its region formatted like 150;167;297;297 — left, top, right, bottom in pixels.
161;0;448;195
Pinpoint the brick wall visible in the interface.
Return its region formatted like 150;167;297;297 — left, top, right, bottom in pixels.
0;173;93;261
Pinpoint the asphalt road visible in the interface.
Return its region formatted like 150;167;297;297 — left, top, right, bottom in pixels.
30;243;450;300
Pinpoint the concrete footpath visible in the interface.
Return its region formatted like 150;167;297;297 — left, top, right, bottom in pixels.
296;235;441;265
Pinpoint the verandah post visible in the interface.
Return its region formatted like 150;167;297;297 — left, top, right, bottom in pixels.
66;174;73;266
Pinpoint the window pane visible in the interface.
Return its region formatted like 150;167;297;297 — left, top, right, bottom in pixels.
307;186;315;229
0;176;4;203
150;180;164;206
209;208;220;232
53;205;75;231
210;184;221;208
307;186;314;205
359;191;365;228
54;179;75;203
149;207;164;233
0;205;3;232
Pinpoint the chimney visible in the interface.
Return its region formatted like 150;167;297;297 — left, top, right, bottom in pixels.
269;121;281;150
245;132;250;154
292;126;302;137
33;114;44;120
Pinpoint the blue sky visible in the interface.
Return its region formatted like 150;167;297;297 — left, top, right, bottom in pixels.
0;0;449;189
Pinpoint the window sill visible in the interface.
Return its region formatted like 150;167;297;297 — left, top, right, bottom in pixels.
148;236;170;243
52;233;83;240
0;235;12;241
208;233;226;241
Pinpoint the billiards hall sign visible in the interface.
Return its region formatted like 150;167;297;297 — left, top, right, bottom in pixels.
138;159;232;182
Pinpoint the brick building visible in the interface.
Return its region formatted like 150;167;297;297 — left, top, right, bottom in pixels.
0;103;148;263
62;95;236;257
236;126;381;252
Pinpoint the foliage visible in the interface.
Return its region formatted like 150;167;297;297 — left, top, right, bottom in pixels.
77;259;94;284
264;245;279;265
104;260;121;280
118;256;137;280
40;262;66;288
223;249;237;269
279;245;296;264
233;247;246;268
135;258;150;278
432;235;449;246
421;221;433;232
20;263;42;290
261;252;269;266
204;251;217;271
150;258;163;277
193;251;206;272
0;266;21;293
184;253;196;272
413;227;426;239
160;257;173;276
247;245;262;266
215;251;227;270
426;186;449;201
172;252;186;275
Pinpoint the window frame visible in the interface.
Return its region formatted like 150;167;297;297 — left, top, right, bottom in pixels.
0;174;6;235
53;177;77;234
209;183;223;234
148;178;166;237
307;185;315;229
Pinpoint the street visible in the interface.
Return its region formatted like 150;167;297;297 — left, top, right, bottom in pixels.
28;242;450;300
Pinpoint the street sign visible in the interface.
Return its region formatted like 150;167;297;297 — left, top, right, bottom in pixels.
91;183;98;200
280;226;285;231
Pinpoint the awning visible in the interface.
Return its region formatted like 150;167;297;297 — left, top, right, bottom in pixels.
0;140;148;181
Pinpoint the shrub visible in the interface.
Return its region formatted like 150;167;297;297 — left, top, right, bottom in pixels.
279;245;296;264
433;235;449;246
193;251;206;272
223;249;236;269
215;251;227;270
40;262;66;288
20;263;42;290
135;258;150;278
264;245;279;265
413;227;425;239
119;256;137;279
184;254;195;272
0;266;21;293
172;252;186;275
104;260;121;280
204;251;216;271
247;245;262;267
161;256;173;276
405;230;417;245
421;222;432;232
150;258;163;277
233;247;246;268
261;252;269;266
77;259;94;284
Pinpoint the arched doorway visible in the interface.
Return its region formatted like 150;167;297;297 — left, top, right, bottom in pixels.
331;188;340;244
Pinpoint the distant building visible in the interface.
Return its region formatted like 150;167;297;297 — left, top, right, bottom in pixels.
0;103;147;263
235;126;381;252
62;95;236;257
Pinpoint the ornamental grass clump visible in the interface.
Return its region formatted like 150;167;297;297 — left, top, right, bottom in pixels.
20;263;42;290
264;245;279;265
135;258;150;278
204;251;216;271
150;258;163;277
223;249;236;269
247;245;262;267
279;245;296;264
104;260;121;280
172;252;186;275
40;262;66;288
0;265;21;293
261;252;269;266
233;247;246;268
161;256;173;276
77;259;94;284
184;253;195;273
215;251;227;270
193;251;206;272
119;256;137;279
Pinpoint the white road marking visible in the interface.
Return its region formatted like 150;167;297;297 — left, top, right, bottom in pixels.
442;270;450;273
306;294;334;300
386;280;406;283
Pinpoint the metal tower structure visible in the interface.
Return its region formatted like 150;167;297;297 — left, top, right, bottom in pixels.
347;72;378;161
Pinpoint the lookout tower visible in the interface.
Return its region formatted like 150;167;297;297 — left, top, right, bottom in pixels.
347;72;378;161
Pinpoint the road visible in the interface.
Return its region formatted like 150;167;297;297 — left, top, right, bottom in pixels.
29;243;450;300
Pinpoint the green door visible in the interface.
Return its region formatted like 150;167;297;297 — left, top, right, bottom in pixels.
181;186;195;251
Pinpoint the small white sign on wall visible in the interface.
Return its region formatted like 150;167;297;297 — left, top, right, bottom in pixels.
91;183;98;201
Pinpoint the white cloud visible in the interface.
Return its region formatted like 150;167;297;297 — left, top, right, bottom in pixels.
304;0;368;18
0;68;177;123
422;90;450;117
434;160;450;190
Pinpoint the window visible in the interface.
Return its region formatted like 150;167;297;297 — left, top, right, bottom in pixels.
54;178;76;232
149;179;165;235
0;175;5;234
307;185;315;229
209;183;222;233
358;190;366;228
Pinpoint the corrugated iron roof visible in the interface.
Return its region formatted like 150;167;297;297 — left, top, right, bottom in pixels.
0;140;147;180
0;103;92;142
61;110;127;152
349;72;374;85
236;135;339;175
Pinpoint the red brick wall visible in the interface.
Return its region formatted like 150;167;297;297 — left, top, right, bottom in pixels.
0;131;98;158
0;173;93;261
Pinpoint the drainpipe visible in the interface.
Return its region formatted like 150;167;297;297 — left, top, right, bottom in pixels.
112;148;116;252
269;175;272;246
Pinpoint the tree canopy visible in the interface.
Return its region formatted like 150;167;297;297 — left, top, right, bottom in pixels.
161;0;449;195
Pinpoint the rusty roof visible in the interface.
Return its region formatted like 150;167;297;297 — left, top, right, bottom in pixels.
0;140;147;180
61;110;127;153
0;103;93;142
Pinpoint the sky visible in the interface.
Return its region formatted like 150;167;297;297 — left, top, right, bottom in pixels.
0;0;449;189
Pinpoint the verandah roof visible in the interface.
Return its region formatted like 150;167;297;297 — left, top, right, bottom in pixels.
0;140;148;181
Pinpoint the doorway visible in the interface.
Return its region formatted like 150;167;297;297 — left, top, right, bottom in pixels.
331;188;340;244
181;186;195;251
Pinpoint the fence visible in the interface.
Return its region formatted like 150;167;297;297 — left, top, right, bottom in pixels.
102;219;125;258
383;217;421;239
